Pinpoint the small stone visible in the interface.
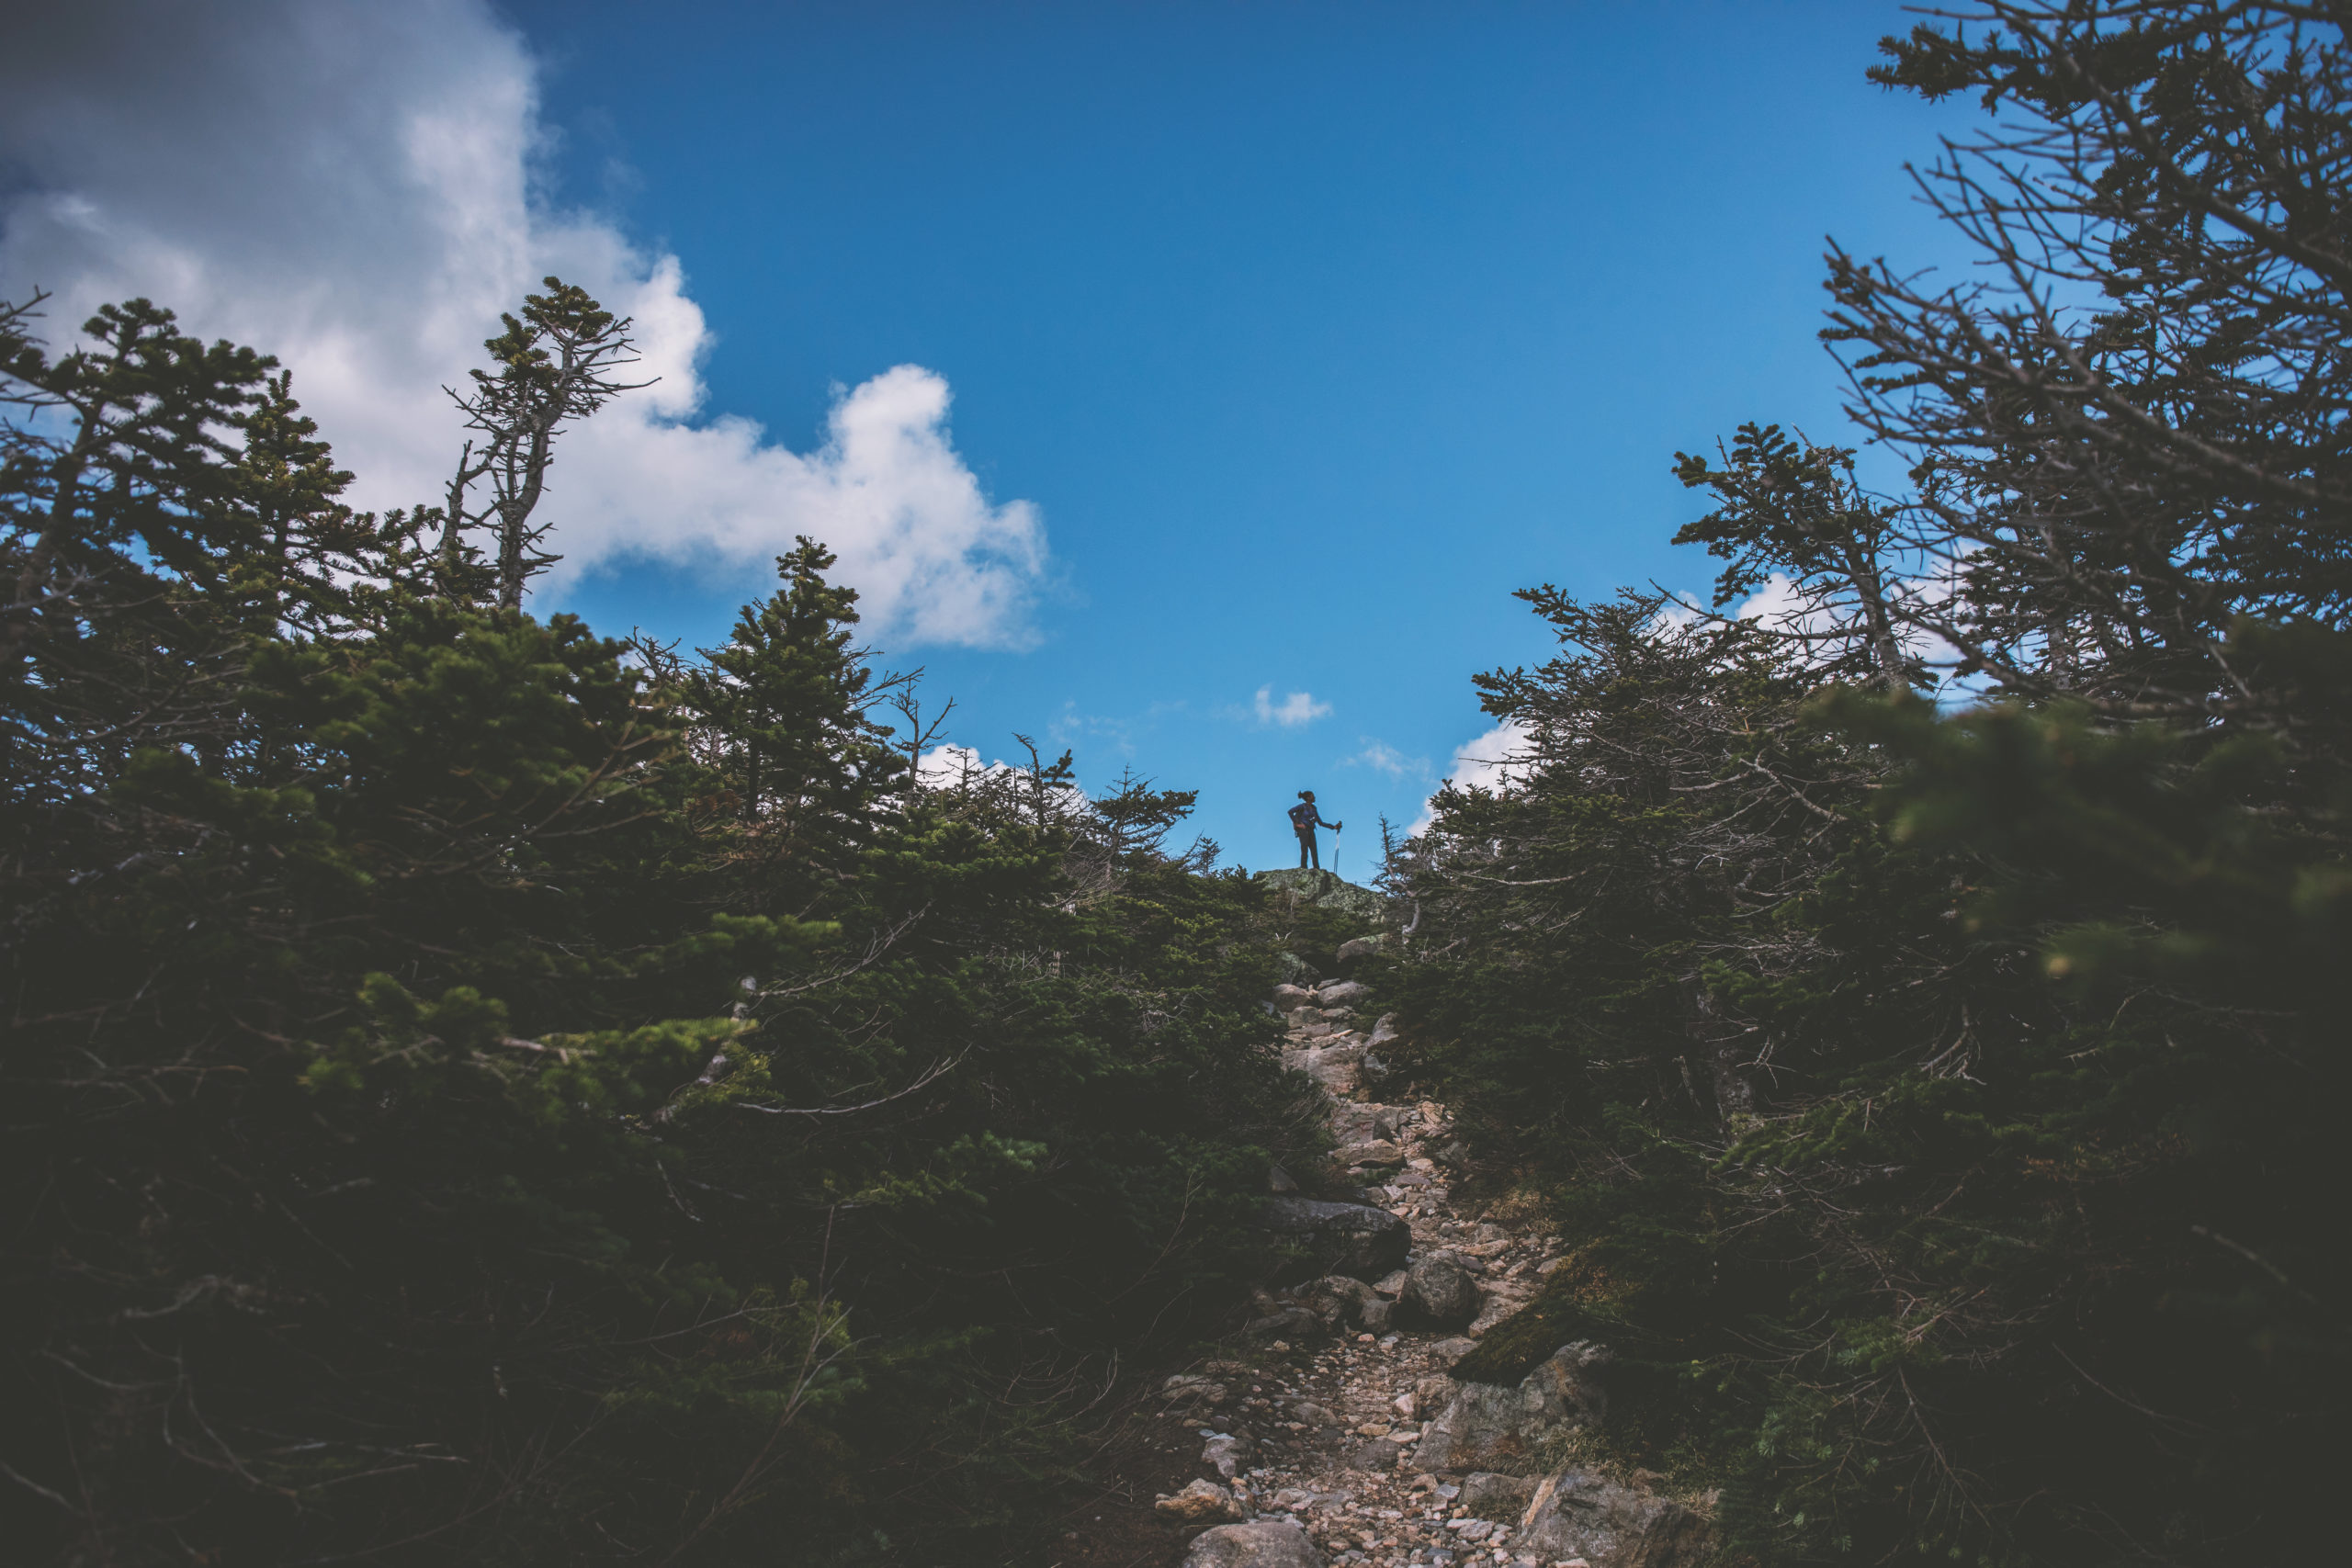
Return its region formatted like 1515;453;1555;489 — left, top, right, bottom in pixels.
1164;1373;1230;1407
1157;1477;1246;1524
1203;1430;1257;1477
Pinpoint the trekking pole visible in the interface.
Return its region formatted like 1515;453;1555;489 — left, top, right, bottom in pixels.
1333;824;1341;879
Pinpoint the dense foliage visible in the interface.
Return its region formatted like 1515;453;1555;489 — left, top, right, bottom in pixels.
0;283;1321;1565
15;6;2346;1565
1384;6;2347;1565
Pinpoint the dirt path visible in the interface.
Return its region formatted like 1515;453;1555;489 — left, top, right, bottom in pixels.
1215;987;1564;1566
1057;982;1571;1568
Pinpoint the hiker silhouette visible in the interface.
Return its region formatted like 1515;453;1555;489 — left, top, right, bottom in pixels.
1287;790;1340;870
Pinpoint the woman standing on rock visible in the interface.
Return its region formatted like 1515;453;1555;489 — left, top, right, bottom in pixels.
1289;790;1340;870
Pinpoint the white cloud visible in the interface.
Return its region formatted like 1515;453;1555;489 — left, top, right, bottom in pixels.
1252;685;1332;728
1346;738;1430;782
0;0;1045;648
1730;572;1823;637
1410;719;1534;835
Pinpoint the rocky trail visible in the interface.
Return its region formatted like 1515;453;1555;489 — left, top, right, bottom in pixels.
1057;972;1713;1568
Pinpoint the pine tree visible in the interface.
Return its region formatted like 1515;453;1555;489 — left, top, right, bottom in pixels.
224;369;363;632
4;286;1307;1567
441;276;648;607
682;536;908;897
1;296;271;799
1390;8;2352;1565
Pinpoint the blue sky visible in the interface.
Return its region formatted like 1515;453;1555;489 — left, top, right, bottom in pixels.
512;0;1973;869
5;1;1978;873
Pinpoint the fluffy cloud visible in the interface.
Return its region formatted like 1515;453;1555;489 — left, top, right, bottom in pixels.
1347;738;1430;782
1252;685;1332;728
0;0;1045;648
1410;719;1534;834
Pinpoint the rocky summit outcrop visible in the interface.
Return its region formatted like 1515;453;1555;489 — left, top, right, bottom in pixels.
1253;867;1384;919
1412;1340;1610;1474
1515;1467;1712;1568
1258;1197;1409;1281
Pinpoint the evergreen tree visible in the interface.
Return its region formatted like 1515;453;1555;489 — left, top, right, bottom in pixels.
1672;422;1914;688
678;536;909;903
1;297;273;796
2;278;1315;1568
1387;6;2351;1565
441;276;647;607
224;368;367;633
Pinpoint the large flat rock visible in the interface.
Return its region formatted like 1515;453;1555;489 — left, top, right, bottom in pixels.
1515;1468;1712;1567
1414;1340;1609;1474
1182;1518;1326;1567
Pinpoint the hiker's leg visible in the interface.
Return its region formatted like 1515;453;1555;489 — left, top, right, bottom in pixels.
1297;832;1313;869
1306;835;1320;870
